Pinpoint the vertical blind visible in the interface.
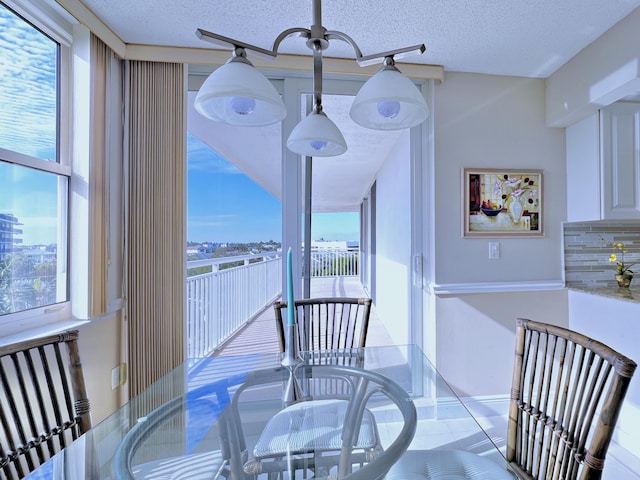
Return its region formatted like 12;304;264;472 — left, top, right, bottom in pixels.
124;60;186;398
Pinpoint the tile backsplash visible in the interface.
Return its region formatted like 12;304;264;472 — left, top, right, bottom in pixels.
564;221;640;287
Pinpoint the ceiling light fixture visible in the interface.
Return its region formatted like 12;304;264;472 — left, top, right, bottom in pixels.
194;0;429;157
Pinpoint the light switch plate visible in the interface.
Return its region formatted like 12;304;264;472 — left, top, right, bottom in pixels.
111;363;127;389
489;241;500;259
111;366;120;390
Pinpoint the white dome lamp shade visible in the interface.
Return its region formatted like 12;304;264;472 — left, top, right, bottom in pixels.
286;109;347;157
350;57;429;131
194;52;286;127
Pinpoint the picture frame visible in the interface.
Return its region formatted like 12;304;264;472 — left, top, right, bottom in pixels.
463;168;543;237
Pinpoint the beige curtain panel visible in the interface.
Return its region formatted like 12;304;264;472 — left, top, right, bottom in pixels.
123;59;186;398
89;34;109;317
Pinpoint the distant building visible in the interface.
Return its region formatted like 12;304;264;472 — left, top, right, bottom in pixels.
0;213;23;262
186;245;204;255
186;243;217;255
21;246;56;264
311;240;348;250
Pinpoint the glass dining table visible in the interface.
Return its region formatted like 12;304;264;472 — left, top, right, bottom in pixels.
24;344;517;479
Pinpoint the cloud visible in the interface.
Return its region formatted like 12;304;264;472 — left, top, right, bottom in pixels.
0;5;57;160
187;133;241;175
188;215;238;228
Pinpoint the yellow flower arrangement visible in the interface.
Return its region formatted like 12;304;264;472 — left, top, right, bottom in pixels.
609;242;636;276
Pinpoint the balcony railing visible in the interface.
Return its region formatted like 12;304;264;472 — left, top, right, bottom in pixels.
309;248;359;277
186;248;359;357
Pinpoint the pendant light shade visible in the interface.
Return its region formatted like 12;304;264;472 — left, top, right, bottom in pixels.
286;111;347;157
194;60;286;126
350;66;429;131
196;0;428;154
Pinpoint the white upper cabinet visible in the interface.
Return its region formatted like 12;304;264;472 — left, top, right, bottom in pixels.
566;103;640;221
600;102;640;219
566;113;601;221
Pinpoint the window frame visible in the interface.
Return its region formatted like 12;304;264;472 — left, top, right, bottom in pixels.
0;0;76;337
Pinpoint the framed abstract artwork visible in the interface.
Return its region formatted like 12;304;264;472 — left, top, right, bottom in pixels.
463;168;543;237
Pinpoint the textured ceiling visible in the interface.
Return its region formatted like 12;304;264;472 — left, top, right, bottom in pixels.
71;0;640;77
64;0;640;214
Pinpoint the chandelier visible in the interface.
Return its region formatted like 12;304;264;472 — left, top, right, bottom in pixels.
194;0;429;157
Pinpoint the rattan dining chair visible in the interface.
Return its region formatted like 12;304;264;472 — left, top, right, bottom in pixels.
507;318;636;480
0;330;92;480
387;318;637;480
243;297;378;478
274;297;373;354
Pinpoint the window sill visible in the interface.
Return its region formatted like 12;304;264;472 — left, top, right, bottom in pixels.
0;319;92;347
0;301;122;347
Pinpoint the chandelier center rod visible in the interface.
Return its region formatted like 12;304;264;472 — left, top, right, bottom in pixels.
307;0;329;51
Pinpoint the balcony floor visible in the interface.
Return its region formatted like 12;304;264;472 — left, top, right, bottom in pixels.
213;276;393;357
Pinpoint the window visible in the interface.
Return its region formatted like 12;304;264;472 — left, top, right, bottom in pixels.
0;1;71;327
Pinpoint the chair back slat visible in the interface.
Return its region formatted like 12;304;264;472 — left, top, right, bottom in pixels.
0;330;91;479
507;318;636;480
274;297;372;353
11;351;50;471
52;344;76;442
21;350;52;465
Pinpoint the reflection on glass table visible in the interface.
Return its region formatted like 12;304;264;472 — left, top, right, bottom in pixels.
24;345;516;479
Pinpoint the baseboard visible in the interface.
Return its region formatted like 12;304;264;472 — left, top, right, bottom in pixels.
458;394;510;417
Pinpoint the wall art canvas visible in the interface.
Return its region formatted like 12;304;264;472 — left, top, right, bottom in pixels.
463;168;543;237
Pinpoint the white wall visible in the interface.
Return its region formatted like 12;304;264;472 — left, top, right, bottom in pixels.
556;10;640;456
76;48;125;424
435;291;568;395
434;73;566;286
374;130;412;346
430;72;568;395
568;290;640;458
77;316;121;424
551;12;640;460
546;7;640;127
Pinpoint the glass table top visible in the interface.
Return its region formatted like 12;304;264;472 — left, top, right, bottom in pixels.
25;345;516;479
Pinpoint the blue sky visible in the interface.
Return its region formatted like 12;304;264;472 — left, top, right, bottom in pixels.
187;133;282;243
0;5;57;161
187;133;360;243
0;4;60;246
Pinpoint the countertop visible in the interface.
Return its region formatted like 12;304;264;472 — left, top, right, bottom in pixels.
568;284;640;304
